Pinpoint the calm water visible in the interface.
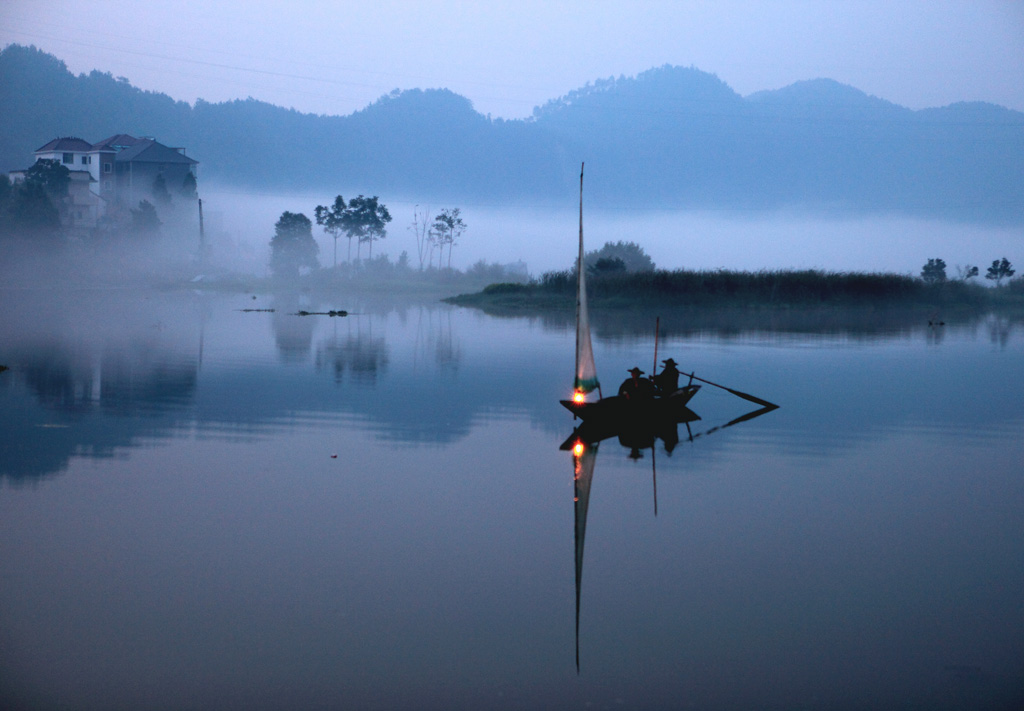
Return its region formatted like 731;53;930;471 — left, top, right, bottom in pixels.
1;290;1022;710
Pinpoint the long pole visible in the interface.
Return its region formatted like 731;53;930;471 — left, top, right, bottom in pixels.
574;163;583;393
688;373;778;409
652;316;660;377
198;197;205;254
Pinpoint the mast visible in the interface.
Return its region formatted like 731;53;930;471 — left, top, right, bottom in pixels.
574;163;584;393
573;162;602;400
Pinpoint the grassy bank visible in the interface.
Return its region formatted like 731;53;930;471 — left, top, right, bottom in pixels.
445;268;1024;314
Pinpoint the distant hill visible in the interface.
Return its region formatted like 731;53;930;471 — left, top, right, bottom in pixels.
2;44;1022;221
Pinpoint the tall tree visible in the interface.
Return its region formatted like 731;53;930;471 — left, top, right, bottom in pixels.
432;208;466;269
583;241;655;273
23;158;70;200
920;258;947;283
346;195;392;263
131;199;162;236
152;172;172;207
985;257;1015;286
314;195;346;268
6;180;61;238
270;211;319;279
179;171;198;201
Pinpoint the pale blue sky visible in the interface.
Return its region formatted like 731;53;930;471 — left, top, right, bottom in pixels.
2;1;1022;118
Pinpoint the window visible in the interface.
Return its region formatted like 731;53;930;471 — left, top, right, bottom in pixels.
81;155;92;165
103;162;112;173
63;153;73;164
103;180;112;192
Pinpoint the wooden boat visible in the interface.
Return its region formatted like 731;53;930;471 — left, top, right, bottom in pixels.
560;384;699;422
560;162;699;426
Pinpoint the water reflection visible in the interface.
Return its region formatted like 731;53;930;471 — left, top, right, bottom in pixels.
0;295;493;481
271;296;315;362
986;313;1015;349
1;341;199;481
3;293;1024;709
482;303;1024;344
316;320;389;385
413;306;462;373
565;401;778;671
2;291;1022;485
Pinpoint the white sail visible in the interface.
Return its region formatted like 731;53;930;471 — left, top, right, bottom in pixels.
574;164;600;397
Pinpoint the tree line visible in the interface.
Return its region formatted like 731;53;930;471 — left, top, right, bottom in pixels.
270;197;469;279
920;257;1016;286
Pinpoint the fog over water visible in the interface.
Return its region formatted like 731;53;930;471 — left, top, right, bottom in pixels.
201;186;1023;277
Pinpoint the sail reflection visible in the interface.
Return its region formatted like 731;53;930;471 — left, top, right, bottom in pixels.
564;401;777;671
572;440;597;673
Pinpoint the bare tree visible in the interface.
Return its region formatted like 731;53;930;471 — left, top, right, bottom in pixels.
955;264;979;281
408;205;432;270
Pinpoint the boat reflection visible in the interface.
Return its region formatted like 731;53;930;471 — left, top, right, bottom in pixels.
561;403;701;453
563;401;778;672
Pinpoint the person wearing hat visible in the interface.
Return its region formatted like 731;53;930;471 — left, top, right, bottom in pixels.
618;366;656;401
653;357;682;395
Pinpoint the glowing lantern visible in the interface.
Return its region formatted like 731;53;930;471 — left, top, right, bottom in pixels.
572;441;585;457
572;390;586;404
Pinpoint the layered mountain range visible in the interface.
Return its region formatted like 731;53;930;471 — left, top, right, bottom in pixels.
2;44;1021;221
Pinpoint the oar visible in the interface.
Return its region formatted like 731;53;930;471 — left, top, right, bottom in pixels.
688;404;778;441
688;373;778;409
722;404;779;427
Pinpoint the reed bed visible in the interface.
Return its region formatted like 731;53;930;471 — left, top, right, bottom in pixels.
528;268;998;307
446;270;1024;332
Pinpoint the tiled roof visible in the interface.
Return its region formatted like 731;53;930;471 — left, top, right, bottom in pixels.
33;135;198;164
114;139;198;165
92;134;143;151
35;137;94;152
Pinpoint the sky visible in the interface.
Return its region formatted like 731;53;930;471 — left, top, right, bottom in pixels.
2;1;1023;120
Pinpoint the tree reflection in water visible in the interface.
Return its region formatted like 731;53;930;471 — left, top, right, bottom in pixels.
271;296;314;363
315;317;389;385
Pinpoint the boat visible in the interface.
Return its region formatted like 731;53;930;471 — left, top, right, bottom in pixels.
560;384;699;423
559;162;700;425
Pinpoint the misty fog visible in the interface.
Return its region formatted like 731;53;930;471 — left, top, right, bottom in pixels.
199;185;1022;279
